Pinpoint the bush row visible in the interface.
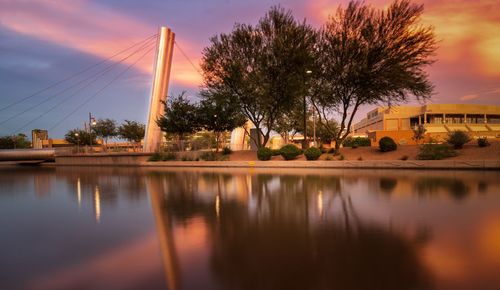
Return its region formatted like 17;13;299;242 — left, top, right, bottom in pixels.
148;147;232;162
343;137;371;148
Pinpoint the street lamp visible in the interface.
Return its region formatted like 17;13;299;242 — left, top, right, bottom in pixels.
89;112;96;152
74;132;80;154
303;70;313;149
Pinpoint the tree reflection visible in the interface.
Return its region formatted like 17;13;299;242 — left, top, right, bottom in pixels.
147;171;433;290
415;177;470;200
379;178;398;194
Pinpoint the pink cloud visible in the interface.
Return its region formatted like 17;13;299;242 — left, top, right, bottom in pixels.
0;0;201;87
460;94;480;101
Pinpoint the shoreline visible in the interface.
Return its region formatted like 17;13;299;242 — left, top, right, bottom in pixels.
139;160;500;170
33;159;499;170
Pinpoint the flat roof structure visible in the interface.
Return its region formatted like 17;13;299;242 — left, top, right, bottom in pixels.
352;104;500;145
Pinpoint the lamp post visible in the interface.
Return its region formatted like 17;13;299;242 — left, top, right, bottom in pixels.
75;132;80;154
304;70;313;149
312;105;317;147
89;112;96;153
214;114;218;151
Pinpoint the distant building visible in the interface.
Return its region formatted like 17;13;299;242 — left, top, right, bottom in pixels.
353;104;500;145
31;129;48;149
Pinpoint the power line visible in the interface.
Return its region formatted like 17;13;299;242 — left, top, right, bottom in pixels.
0;33;158;113
174;41;203;77
47;45;156;132
0;36;157;126
12;41;156;134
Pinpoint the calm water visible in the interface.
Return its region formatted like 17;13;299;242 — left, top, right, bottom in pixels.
1;166;500;290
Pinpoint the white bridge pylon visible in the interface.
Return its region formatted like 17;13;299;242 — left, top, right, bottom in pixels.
144;27;175;153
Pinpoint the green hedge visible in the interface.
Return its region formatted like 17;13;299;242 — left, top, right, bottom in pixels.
477;137;490;147
379;137;397;152
257;147;273;161
447;130;471;149
304;147;322;160
148;152;177;162
343;137;371;148
417;144;457;160
280;144;303;160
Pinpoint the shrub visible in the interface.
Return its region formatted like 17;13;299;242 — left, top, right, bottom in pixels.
271;149;281;156
379;137;397;152
343;137;371;148
222;147;233;155
338;154;345;161
181;156;193;161
328;148;336;154
400;155;409;161
257;147;273;161
200;151;217;161
148;153;162;162
148;152;177;161
304;147;322;160
446;130;471;149
477;137;490;147
412;124;426;144
325;155;333;161
417;144;457;160
162;152;177;161
280;144;303;160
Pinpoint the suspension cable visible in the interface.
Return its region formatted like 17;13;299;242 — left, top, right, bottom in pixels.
46;45;156;132
0;37;157;127
12;42;156;134
174;41;203;76
0;33;158;113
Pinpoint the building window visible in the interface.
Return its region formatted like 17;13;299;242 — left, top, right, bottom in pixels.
466;114;484;124
487;115;500;124
428;115;443;124
445;114;464;124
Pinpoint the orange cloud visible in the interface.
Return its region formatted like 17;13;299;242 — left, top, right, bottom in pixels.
0;0;201;87
460;94;479;101
306;0;500;78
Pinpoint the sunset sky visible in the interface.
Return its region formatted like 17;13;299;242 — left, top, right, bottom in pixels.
0;0;499;137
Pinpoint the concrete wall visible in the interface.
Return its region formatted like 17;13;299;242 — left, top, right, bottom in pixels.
56;153;152;166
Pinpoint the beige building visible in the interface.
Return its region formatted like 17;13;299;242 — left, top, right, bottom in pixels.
353;104;500;145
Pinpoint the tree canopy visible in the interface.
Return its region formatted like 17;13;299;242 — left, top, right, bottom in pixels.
156;92;201;150
201;6;317;148
64;129;96;146
311;0;437;149
92;118;117;146
118;120;145;143
198;90;247;151
0;134;31;149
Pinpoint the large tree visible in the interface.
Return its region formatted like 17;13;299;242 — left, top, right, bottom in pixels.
118;120;145;151
65;129;96;146
0;134;31;149
198;91;246;151
312;0;437;151
201;6;316;148
156;92;201;151
92;118;117;150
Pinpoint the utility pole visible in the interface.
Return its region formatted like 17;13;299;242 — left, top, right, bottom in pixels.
303;70;313;149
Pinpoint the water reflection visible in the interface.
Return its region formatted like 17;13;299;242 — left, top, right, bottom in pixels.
143;168;500;290
1;167;499;290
